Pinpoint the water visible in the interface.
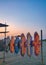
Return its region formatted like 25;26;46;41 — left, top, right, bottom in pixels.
0;41;46;65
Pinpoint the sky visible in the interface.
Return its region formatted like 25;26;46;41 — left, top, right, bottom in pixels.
0;0;46;39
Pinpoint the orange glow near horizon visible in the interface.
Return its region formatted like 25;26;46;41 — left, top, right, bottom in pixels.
0;19;45;39
0;23;34;38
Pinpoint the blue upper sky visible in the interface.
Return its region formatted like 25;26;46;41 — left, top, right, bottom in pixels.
0;0;46;39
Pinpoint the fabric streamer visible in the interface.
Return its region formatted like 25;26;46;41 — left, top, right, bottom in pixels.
10;36;14;53
20;33;26;56
33;32;41;56
5;36;10;52
27;32;33;57
14;36;20;54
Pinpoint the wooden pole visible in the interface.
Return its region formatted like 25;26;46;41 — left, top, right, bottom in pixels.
3;22;6;62
41;30;44;65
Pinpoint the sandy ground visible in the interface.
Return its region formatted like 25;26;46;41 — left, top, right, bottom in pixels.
0;42;46;65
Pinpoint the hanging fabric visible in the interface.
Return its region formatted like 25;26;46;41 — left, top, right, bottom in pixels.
20;33;26;56
27;32;33;57
14;36;20;54
10;36;14;53
5;36;10;52
33;32;41;56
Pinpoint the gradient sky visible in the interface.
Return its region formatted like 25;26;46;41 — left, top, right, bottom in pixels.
0;0;46;39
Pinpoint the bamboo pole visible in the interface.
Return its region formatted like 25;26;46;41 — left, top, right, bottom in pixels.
3;22;6;62
41;30;44;65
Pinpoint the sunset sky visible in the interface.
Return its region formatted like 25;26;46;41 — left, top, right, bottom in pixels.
0;0;46;39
